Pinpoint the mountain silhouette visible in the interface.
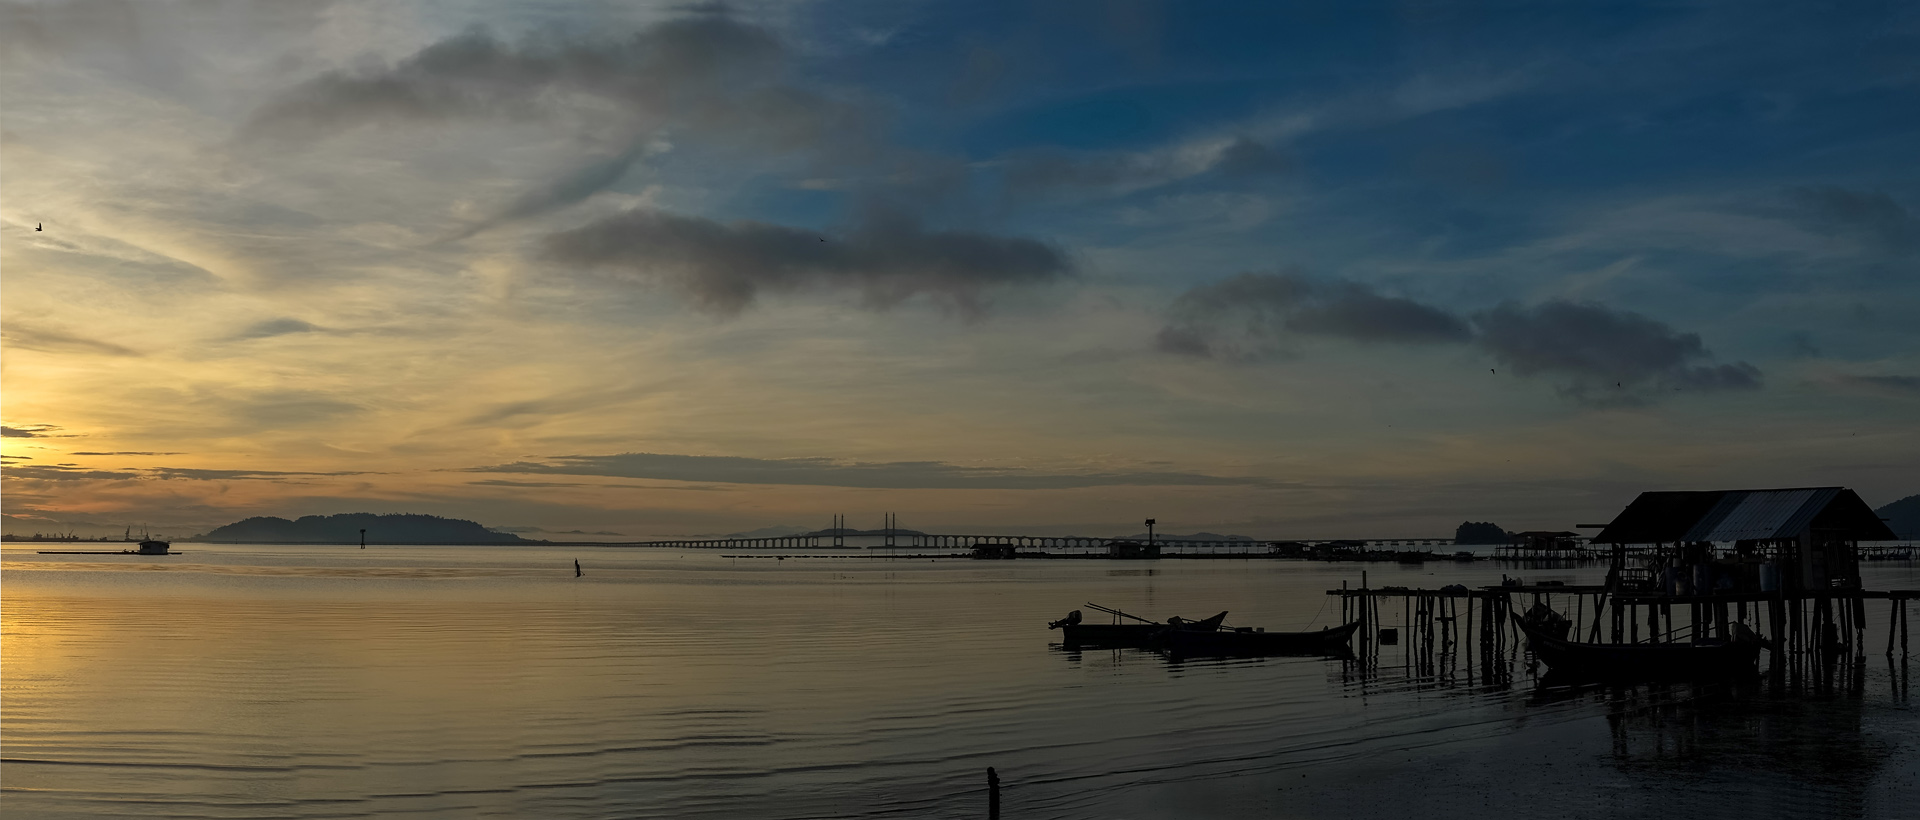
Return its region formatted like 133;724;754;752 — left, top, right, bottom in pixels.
196;513;532;544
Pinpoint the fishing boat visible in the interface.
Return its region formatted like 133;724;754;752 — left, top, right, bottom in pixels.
1512;611;1762;681
1156;619;1361;656
1049;603;1226;648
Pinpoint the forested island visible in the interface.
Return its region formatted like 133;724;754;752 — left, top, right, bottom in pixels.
192;513;532;544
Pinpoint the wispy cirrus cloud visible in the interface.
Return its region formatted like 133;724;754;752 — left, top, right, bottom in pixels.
241;8;874;231
463;452;1281;490
1;322;145;357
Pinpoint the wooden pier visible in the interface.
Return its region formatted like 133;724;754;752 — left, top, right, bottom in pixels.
1321;487;1915;687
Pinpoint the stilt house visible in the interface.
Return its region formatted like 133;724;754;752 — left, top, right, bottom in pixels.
1591;487;1895;596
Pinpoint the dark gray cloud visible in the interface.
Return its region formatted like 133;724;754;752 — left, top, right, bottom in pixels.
543;209;1071;315
2;424;69;438
233;317;324;340
1787;186;1919;255
1159;274;1761;404
247;15;776;136
1158;271;1472;358
464;452;1282;490
1473;300;1762;402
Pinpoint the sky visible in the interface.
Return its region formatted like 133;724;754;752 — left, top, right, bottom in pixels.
3;1;1917;541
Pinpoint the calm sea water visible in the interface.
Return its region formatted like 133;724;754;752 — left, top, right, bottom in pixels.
4;544;1916;819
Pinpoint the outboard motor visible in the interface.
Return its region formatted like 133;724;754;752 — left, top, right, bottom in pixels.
1049;610;1083;630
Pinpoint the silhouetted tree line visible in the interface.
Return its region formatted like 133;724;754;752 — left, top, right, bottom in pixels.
1454;521;1510;544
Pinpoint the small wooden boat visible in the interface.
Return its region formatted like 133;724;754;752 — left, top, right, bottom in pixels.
1512;613;1762;681
1050;604;1225;648
1157;620;1361;656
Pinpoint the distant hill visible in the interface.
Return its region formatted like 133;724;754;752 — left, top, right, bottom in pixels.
1877;494;1920;540
195;513;532;544
1455;521;1509;544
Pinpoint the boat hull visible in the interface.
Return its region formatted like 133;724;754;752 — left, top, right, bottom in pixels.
1057;623;1166;647
1159;621;1360;656
1514;616;1760;681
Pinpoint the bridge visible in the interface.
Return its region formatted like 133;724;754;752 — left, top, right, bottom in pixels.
584;533;1464;551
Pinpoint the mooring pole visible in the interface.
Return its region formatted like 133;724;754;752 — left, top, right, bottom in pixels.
987;767;1001;819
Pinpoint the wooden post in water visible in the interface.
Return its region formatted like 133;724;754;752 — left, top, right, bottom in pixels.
987;767;1000;819
1888;600;1899;656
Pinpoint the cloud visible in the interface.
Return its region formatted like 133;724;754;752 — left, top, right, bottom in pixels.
1158;271;1471;358
1832;374;1920;397
1786;186;1919;255
1;323;145;357
1002;136;1291;200
455;139;662;237
232;318;325;340
1;463;371;482
1158;274;1761;404
2;464;143;481
542;209;1071;315
148;467;373;481
463;452;1282;490
2;424;71;438
69;452;185;456
240;10;872;228
226;392;365;427
466;478;732;491
1472;300;1762;402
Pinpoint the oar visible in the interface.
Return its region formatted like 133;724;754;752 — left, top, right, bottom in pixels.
1084;602;1160;624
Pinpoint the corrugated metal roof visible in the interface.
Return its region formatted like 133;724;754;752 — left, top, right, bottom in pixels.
1683;488;1836;541
1591;486;1896;544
